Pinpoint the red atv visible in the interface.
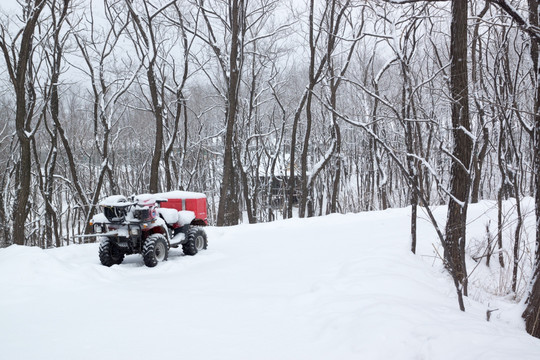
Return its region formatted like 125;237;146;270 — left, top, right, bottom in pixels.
89;191;208;267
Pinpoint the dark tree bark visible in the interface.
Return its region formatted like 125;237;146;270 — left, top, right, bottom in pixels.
125;0;167;194
216;0;243;226
396;12;422;255
470;2;490;204
0;0;47;246
371;82;388;211
163;4;191;192
525;30;540;329
524;0;540;337
298;0;318;218
388;0;471;309
487;0;540;338
442;0;472;309
287;0;340;219
72;2;137;234
32;0;71;247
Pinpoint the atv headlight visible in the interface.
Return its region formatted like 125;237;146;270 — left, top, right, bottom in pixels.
94;224;103;233
133;208;150;221
130;228;139;236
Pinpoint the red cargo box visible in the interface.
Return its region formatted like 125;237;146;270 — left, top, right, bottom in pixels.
160;198;183;211
157;191;208;224
185;198;207;220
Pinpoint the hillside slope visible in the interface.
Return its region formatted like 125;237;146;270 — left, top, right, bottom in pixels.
1;201;540;359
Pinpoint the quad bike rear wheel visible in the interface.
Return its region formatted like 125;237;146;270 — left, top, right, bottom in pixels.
99;237;125;266
143;233;169;267
183;227;208;256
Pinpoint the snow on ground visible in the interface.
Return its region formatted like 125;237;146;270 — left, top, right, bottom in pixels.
1;200;540;359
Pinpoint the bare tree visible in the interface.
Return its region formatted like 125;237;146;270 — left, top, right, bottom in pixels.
188;0;285;225
32;0;72;247
124;0;177;193
188;0;245;225
0;0;48;246
379;0;470;310
486;0;540;338
0;122;15;247
67;0;139;233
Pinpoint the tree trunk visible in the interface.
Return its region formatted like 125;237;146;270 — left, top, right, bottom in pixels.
2;0;47;246
147;67;163;193
470;1;490;204
217;0;242;226
444;0;472;310
522;0;540;337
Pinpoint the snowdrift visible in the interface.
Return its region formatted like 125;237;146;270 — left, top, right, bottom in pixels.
1;200;540;359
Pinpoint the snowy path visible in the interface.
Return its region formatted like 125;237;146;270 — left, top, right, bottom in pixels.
1;205;540;359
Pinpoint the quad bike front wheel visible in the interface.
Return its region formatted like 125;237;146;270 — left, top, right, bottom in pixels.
99;237;125;266
183;227;208;256
142;233;169;267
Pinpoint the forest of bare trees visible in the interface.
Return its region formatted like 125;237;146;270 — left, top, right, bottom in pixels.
1;0;540;338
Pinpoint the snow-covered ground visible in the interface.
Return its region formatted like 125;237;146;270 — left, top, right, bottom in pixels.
2;200;540;359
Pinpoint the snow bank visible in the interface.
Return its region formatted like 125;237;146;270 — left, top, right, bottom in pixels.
1;200;539;360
